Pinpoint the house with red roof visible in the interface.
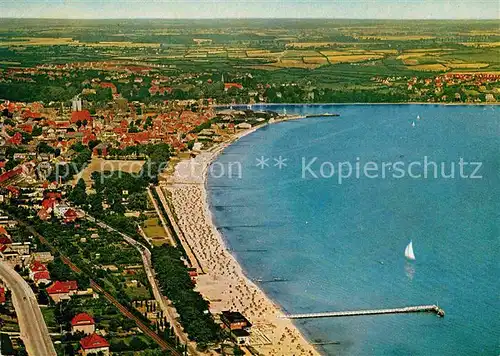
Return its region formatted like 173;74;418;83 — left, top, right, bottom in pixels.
0;233;13;259
71;110;91;124
79;333;109;356
63;209;78;223
6;186;20;197
29;261;51;285
127;131;150;145
82;133;97;145
41;198;57;211
21;110;41;120
71;313;95;335
113;127;127;136
29;260;48;279
45;192;62;200
0;168;23;187
8;132;23;146
0;287;5;304
0;226;10;239
224;83;243;91
149;86;172;96
46;280;78;303
37;207;51;221
56;140;71;153
54;121;72;131
18;123;34;134
99;82;117;94
33;271;51;286
116;135;133;149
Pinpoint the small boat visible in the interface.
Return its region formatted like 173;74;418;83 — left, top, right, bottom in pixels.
411;121;416;127
405;240;416;261
417;115;421;120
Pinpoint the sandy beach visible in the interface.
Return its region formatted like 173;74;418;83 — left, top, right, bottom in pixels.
161;126;320;355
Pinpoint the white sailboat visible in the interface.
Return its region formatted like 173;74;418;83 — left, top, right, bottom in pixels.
411;121;416;127
417;115;421;120
405;240;416;260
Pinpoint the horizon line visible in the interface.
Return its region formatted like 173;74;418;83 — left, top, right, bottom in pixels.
1;17;499;21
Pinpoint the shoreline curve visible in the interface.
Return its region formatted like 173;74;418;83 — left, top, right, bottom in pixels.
164;118;321;355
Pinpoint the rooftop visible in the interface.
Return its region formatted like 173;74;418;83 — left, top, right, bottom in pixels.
71;312;95;326
221;311;252;327
80;333;109;350
46;280;78;294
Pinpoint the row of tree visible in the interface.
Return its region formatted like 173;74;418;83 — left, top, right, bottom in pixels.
151;246;221;348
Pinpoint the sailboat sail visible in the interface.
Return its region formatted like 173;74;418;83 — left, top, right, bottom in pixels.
405;241;416;260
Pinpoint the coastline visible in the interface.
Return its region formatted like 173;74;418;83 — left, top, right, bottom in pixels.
162;120;320;355
214;102;500;107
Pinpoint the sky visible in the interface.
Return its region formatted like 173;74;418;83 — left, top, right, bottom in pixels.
1;0;499;19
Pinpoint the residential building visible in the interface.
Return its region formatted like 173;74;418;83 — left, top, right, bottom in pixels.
71;313;95;335
33;271;51;286
221;311;252;331
79;333;110;356
29;260;48;279
232;329;250;345
31;251;54;263
63;208;78;223
46;280;78;303
0;287;5;304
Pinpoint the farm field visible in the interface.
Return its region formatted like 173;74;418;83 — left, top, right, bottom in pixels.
0;19;498;70
0;19;498;103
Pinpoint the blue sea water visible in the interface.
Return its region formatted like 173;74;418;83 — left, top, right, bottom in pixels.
207;105;500;356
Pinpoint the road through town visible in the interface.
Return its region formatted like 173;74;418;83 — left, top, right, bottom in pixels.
0;261;57;356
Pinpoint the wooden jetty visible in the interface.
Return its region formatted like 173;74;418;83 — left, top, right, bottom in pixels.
285;305;445;319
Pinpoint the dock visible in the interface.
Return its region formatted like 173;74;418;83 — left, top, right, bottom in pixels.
305;113;340;118
285;305;445;319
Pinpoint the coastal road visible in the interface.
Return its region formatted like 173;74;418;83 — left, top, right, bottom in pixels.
0;261;57;356
85;215;198;355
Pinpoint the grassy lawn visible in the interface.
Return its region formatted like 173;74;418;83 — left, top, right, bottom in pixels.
125;285;152;301
109;334;159;353
152;239;168;247
41;307;57;328
143;218;168;239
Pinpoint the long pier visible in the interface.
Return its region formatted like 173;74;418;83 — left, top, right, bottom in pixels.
285;305;445;319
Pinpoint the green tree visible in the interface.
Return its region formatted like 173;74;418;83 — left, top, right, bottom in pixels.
129;336;148;351
127;192;148;211
233;346;245;356
32;126;43;136
37;142;55;154
87;193;103;215
68;179;88;206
